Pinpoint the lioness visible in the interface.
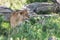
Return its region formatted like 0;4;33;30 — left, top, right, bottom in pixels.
10;9;29;28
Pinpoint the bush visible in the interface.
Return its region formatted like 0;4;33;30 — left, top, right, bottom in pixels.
0;15;10;37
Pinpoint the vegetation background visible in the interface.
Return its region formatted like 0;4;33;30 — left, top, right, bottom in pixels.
0;0;60;40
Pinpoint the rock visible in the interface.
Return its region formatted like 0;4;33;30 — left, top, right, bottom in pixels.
52;0;60;4
48;36;57;40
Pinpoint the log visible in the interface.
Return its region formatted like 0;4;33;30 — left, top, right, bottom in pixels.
0;6;13;12
25;2;60;13
0;6;13;21
0;2;60;21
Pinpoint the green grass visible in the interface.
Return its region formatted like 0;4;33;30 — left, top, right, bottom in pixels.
0;15;60;40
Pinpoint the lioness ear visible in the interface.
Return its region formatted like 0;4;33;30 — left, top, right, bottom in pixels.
20;11;23;15
12;12;18;16
19;10;27;15
18;9;28;15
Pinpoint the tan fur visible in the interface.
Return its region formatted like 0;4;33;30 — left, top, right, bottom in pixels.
10;9;29;28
